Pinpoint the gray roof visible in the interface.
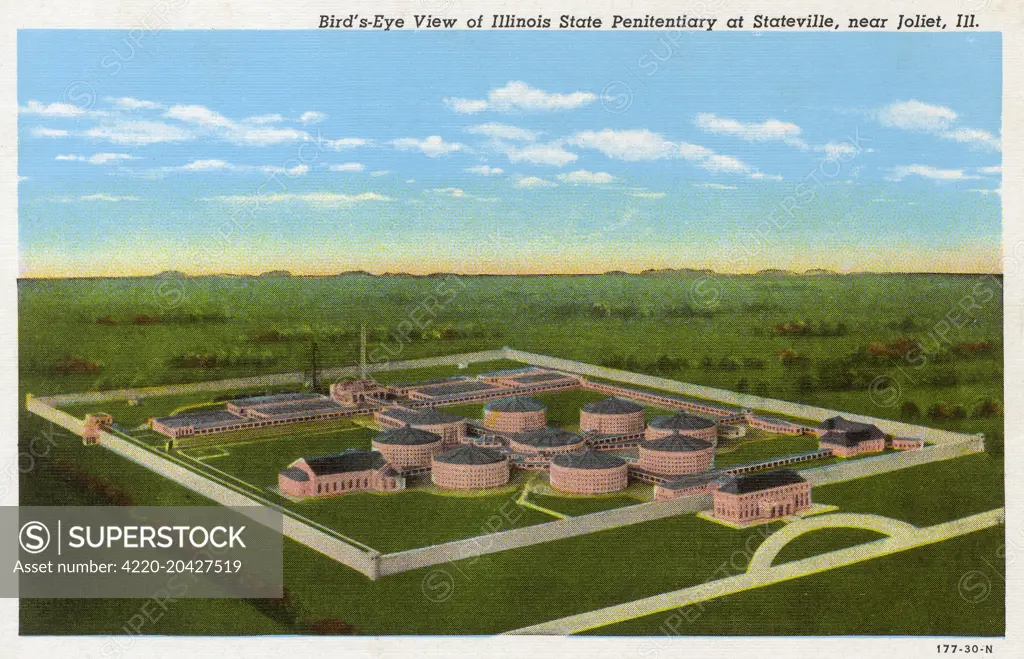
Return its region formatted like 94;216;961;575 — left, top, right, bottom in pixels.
551;450;626;470
153;409;246;430
485;396;546;413
582;397;644;415
229;392;322;407
515;427;584;448
642;432;713;453
435;444;506;465
279;466;309;482
661;471;722;491
716;469;806;495
302;449;387;475
817;416;885;445
373;426;442;446
649;413;716;431
379;406;464;425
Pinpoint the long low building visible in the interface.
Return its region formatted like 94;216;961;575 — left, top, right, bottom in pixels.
152;392;355;438
817;416;886;457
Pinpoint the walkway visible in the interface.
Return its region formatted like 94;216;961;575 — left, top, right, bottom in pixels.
506;508;1004;635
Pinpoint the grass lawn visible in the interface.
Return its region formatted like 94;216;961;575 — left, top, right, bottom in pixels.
811;452;1004;526
527;493;643;516
770;527;887;565
713;431;821;466
586;526;1005;636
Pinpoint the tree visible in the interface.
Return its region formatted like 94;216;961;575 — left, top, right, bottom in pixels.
899;401;921;421
754;382;770;398
735;376;750;393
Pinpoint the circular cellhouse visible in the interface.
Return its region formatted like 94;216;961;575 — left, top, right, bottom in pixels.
371;425;443;468
507;427;586;455
483;396;547;433
646;412;717;444
431;444;510;489
549;450;629;494
639;432;715;475
580;397;645;435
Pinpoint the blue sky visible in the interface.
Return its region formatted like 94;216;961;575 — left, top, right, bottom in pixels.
17;30;1002;276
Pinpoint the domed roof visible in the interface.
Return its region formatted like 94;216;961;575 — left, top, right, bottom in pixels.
515;427;584;448
551;450;626;470
648;412;716;431
485;396;546;413
434;444;506;465
373;425;442;445
581;397;644;415
642;432;713;452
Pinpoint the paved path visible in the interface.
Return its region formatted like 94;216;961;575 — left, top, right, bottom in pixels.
506;508;1004;635
746;512;918;574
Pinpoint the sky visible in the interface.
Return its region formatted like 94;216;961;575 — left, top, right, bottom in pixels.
17;30;1002;277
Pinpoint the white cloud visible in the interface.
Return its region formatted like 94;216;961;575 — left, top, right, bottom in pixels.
299;111;327;124
106;97;163;111
210;192;391;207
627;190;666;199
31;127;70;138
692;183;737;190
514;175;557;189
887;164;980;182
978;165;1001;175
326;138;370;150
86;120;192;145
180;159;233;171
243;113;286;125
19;100;87;117
55;153;136;165
749;172;784;181
506;143;577;167
570;128;772;179
877;100;958;131
370;170;391;177
940;127;1001;151
431;187;498;202
164;104;234;128
18;176;28;183
228;126;311;146
446;81;595;114
445;98;489;114
69;194;141;202
556;170;615;185
570;129;677;161
466;165;504;176
701;154;751;174
391;135;464;157
164;104;311;145
822;142;858;159
330;163;365;172
466;123;539;141
968;187;1002;196
694;113;806;148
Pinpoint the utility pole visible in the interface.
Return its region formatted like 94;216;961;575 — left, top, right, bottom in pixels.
360;324;367;380
309;340;319;392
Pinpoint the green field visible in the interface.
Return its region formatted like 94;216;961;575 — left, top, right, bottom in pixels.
19;273;1005;635
587;526;1005;636
770;527;888;565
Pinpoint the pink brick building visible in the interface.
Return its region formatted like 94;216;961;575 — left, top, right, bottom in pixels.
370;425;443;468
891;436;924;451
484;396;547;433
278;449;403;498
549;451;629;494
375;406;467;447
712;469;811;525
653;472;721;501
432;444;510;489
639;432;715;475
817;416;886;457
645;413;717;445
580;397;645;435
508;427;587;456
